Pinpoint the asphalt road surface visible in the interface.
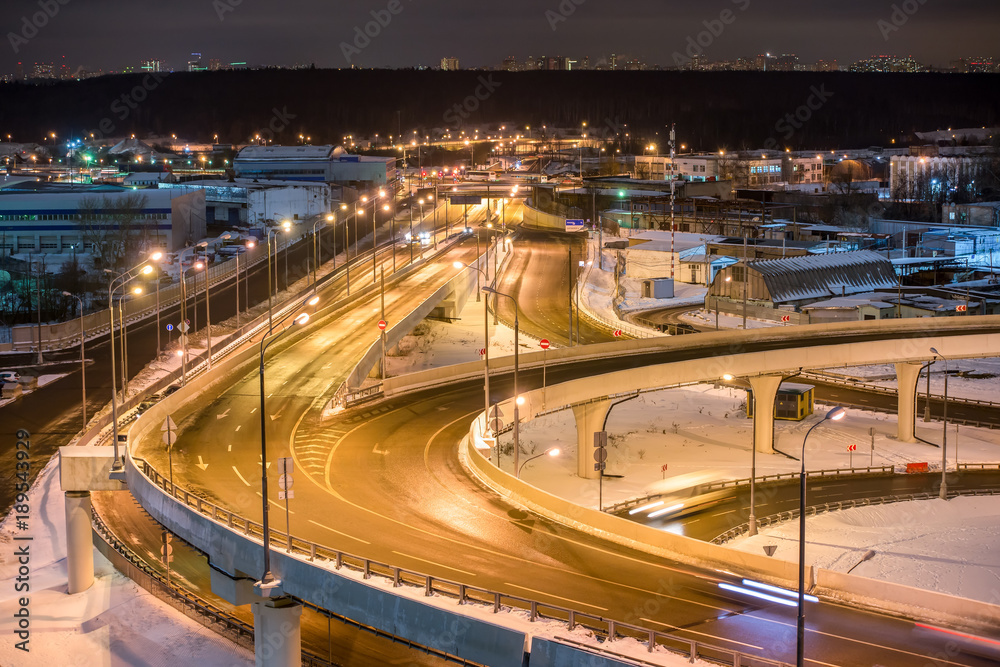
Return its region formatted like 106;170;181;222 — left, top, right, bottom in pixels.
127;246;1000;666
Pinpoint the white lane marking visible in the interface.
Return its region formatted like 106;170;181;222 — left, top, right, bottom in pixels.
640;618;762;651
250;408;257;414
392;552;476;577
235;425;241;432
757;617;973;667
308;520;371;544
232;466;251;486
372;443;390;456
505;583;607;611
228;444;232;452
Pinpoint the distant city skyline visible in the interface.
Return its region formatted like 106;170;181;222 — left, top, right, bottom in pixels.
1;0;998;76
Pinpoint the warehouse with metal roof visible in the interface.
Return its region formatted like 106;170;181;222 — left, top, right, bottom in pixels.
708;250;899;309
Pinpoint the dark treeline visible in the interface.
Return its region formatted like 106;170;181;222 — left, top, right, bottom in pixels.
1;69;998;151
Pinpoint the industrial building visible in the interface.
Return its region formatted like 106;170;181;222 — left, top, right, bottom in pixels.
0;179;205;255
708;250;899;311
160;179;336;227
234;145;395;187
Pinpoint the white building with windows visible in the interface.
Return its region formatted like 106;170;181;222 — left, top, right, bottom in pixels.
0;183;205;255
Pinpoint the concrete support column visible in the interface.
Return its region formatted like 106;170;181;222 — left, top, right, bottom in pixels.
252;597;302;667
64;490;94;594
748;375;783;455
572;400;612;480
895;362;925;443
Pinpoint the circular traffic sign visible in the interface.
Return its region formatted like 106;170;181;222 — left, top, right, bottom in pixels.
539;339;550;350
185;319;191;326
377;320;387;331
278;474;293;491
166;324;174;332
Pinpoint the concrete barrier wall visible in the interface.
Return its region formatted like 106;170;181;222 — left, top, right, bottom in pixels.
815;568;1000;633
522;204;569;232
528;638;633;667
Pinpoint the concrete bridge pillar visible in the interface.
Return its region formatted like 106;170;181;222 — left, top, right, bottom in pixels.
572;400;612;480
59;447;127;596
253;597;303;667
895;362;925;443
748;375;784;455
64;491;94;594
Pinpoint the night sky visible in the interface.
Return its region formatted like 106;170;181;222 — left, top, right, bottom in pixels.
2;0;999;74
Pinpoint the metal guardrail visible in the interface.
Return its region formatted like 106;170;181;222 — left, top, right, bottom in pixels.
712;488;1000;545
576;240;661;341
959;462;1000;471
133;458;790;666
605;466;896;515
802;370;1000;410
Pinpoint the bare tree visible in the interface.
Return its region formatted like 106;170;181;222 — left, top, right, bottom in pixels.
77;193;152;272
717;153;750;188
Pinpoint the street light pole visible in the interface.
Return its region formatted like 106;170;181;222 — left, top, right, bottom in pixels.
517;447;561;479
797;406;847;667
483;286;519;473
930;347;949;500
257;297;319;593
456;262;491;438
63;292;86;430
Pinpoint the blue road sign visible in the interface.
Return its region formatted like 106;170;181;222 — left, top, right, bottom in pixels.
565;219;585;233
166;324;174;332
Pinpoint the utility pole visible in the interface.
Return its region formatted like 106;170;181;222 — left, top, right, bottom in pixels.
669;123;676;281
568;247;574;345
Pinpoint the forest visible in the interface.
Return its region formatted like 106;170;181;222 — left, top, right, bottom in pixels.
1;69;998;151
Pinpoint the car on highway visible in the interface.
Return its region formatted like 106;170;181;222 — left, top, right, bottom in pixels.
0;371;21;384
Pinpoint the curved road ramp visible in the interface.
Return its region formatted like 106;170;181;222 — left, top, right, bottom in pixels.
61;315;1000;666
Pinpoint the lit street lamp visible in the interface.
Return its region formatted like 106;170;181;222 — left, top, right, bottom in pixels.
796;406;847;667
256;295;320;596
482;285;521;473
105;254;161;474
517;447;560;479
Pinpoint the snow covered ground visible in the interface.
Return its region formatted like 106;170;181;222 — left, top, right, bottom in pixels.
728;496;1000;606
0;458;253;666
823;358;1000;405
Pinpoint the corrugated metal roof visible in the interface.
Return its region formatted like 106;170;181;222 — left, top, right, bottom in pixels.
237;145;335;160
750;250;898;304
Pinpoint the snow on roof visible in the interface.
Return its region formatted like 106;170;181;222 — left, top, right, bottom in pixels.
107;137;156;155
236;145;335;160
629;232;724;254
802;292;900;311
749;251;898;304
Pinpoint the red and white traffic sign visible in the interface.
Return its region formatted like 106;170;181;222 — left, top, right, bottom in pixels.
956;304;968;312
613;329;623;338
539;339;550;350
781;315;791;323
848;444;857;452
377;320;387;331
478;348;487;356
